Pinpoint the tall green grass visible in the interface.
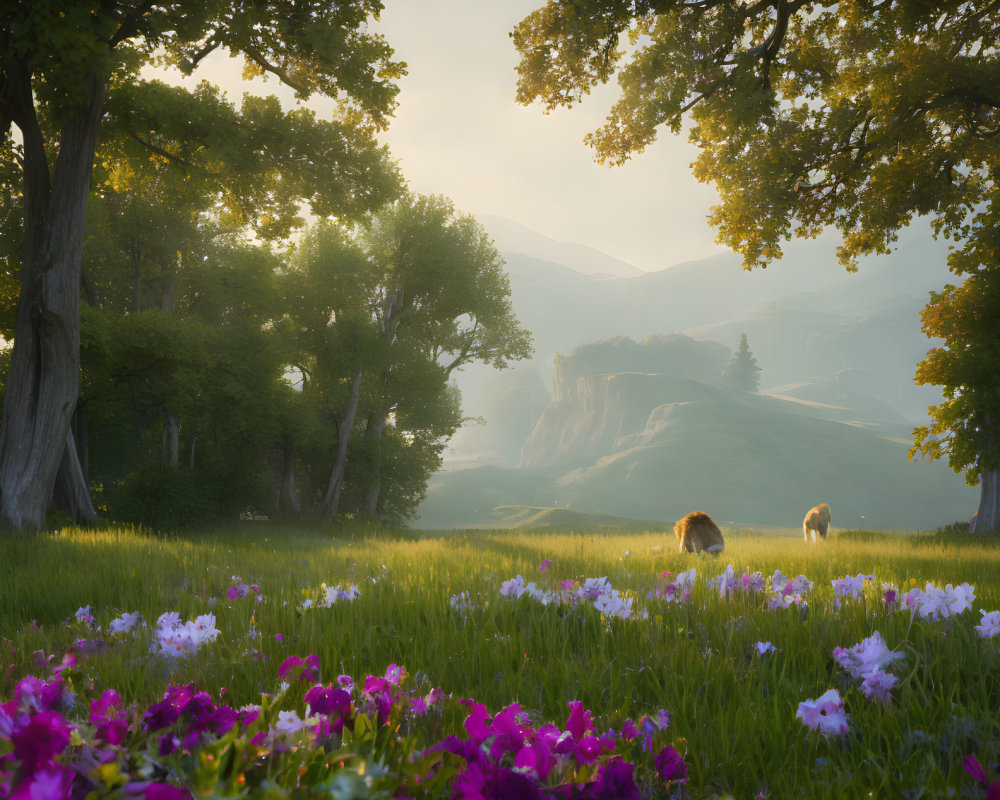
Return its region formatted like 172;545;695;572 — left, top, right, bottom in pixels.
2;522;999;798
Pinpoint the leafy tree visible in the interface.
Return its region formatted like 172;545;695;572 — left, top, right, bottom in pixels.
513;2;1000;531
0;0;403;529
283;196;533;522
356;194;533;519
722;333;761;393
913;270;1000;530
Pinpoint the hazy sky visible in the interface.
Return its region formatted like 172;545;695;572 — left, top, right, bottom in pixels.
157;0;725;273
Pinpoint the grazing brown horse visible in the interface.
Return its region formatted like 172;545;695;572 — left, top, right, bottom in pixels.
803;503;831;543
675;511;725;554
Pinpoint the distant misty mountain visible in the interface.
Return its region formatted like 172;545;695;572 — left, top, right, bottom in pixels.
449;221;955;464
428;219;974;530
479;214;644;279
425;335;976;531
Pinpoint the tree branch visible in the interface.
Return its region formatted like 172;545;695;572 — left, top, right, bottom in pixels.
110;1;157;47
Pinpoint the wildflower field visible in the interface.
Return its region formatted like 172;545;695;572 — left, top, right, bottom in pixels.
2;523;999;799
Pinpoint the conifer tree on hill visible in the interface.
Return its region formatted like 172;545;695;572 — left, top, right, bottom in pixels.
722;332;761;393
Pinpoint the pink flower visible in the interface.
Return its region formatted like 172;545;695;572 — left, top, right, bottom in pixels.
539;559;552;573
796;689;848;736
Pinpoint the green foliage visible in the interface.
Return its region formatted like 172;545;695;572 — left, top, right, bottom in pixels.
722;332;761;392
912;267;1000;484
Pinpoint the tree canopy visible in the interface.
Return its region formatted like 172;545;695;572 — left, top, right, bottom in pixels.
514;1;1000;530
0;0;405;528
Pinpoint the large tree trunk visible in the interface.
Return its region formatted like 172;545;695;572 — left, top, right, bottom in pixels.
279;443;302;515
161;411;179;468
0;66;106;529
972;468;1000;533
361;411;389;519
50;428;98;523
321;369;362;519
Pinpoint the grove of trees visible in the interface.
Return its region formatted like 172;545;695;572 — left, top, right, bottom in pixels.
0;2;530;530
514;1;1000;531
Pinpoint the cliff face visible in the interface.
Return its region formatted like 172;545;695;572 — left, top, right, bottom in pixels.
519;334;730;468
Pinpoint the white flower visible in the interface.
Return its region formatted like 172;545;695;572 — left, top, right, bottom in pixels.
500;575;528;599
974;610;1000;639
109;611;144;635
832;574;871;599
945;582;975;615
274;710;307;734
832;631;904;679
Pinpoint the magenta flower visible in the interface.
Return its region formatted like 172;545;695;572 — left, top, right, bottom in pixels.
11;710;72;778
566;700;594;741
964;754;1000;800
277;653;319;682
464;702;492;742
540;559;552;573
8;764;74;800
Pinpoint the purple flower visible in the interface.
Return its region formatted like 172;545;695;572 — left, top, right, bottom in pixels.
305;685;351;717
12;710;72;772
9;763;74;800
143;700;180;732
620;719;640;740
860;670;898;704
589;757;642;800
656;744;689;783
540;560;552;573
144;784;189;800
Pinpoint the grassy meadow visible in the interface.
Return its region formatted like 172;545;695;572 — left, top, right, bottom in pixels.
2;522;1000;798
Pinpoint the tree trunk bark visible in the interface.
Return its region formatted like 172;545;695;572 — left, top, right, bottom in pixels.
361;411;389;519
50;427;98;523
321;369;363;519
0;66;106;529
280;443;302;515
161;411;179;469
972;467;1000;533
131;240;142;313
